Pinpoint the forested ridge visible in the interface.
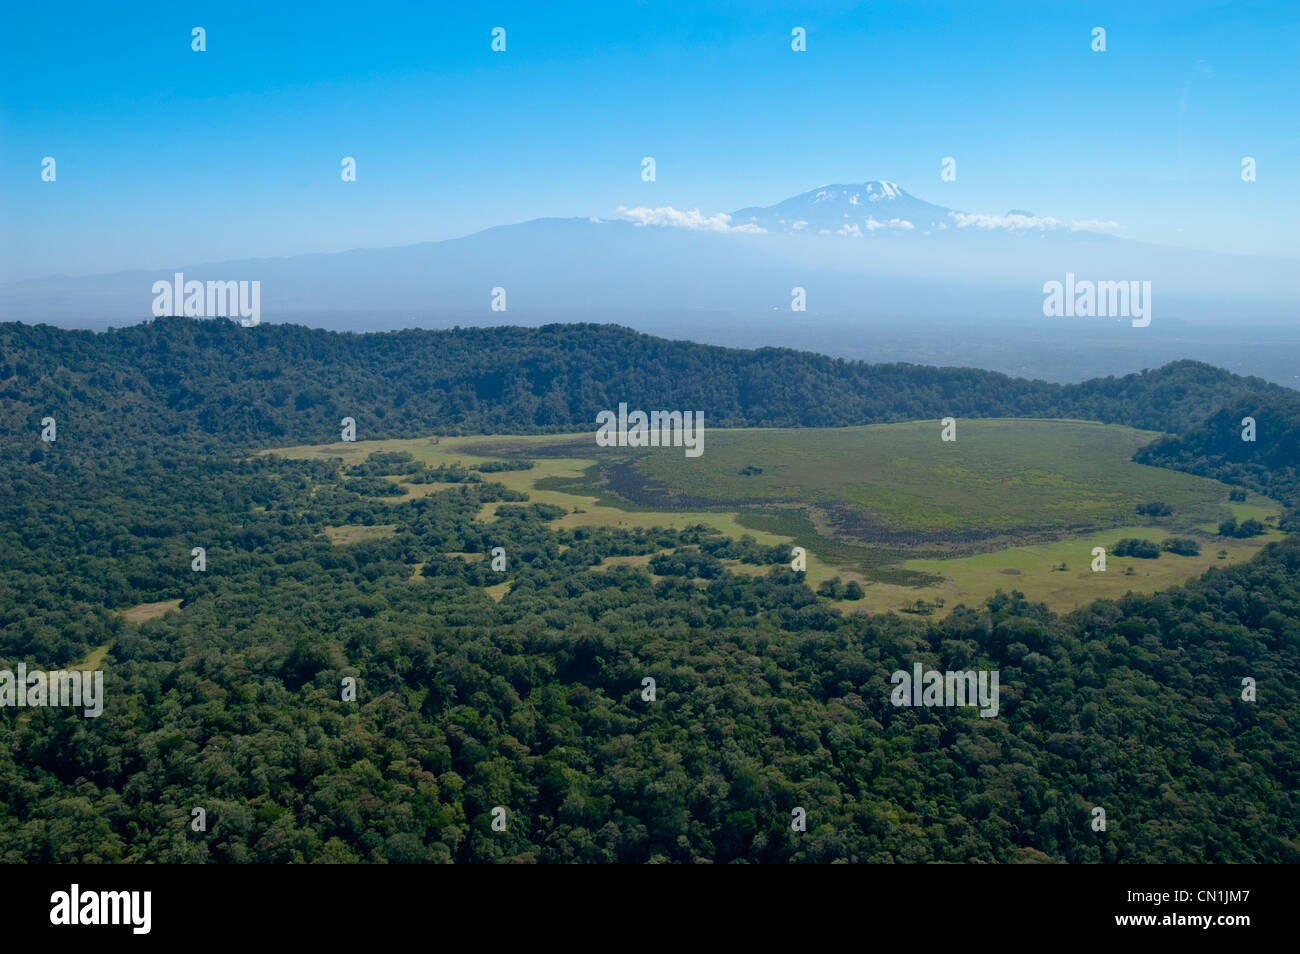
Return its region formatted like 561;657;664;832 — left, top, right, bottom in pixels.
3;317;1295;449
1137;399;1300;521
1;317;1297;863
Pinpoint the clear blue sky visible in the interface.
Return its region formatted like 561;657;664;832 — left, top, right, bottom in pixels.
2;0;1296;280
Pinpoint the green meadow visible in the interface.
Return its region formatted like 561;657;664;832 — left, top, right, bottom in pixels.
268;419;1282;615
620;420;1232;538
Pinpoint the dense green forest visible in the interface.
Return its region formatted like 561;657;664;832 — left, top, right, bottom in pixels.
1137;399;1300;524
1;318;1298;863
3;317;1296;448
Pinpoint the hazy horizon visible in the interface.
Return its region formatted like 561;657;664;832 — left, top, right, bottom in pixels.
4;0;1299;283
3;1;1298;380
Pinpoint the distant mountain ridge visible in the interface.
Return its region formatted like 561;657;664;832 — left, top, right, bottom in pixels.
732;180;961;235
2;180;1295;331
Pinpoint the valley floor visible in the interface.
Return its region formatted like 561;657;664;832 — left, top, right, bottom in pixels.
268;421;1283;617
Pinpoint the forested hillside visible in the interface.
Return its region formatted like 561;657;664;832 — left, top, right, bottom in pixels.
3;442;1298;863
1;317;1297;863
1137;396;1300;522
2;317;1293;449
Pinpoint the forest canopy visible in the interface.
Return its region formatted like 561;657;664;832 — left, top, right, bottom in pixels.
1;318;1297;863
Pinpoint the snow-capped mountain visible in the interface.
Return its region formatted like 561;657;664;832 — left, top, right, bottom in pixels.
732;181;957;236
2;180;1293;330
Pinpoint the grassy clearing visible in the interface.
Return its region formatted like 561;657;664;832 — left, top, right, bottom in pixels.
267;422;1283;616
895;524;1279;616
321;524;398;545
382;477;461;500
626;420;1231;537
120;599;182;624
720;560;772;578
63;600;184;679
596;554;657;568
75;642;113;671
1194;498;1279;533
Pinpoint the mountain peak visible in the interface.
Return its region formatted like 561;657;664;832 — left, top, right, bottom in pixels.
732;180;954;236
806;180;909;203
859;180;905;199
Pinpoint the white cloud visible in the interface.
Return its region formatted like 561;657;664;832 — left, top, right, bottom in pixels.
863;217;915;232
949;211;1063;230
1067;218;1125;234
615;205;766;233
948;211;1123;233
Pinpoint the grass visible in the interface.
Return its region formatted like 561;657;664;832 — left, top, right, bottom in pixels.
321;524;398;544
894;523;1278;615
624;420;1231;538
119;599;182;624
382;478;461;500
75;642;113;671
67;599;185;676
266;421;1284;616
1195;499;1279;533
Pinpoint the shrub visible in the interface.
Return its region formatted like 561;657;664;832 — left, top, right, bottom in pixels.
1220;517;1265;538
1162;537;1201;556
1114;538;1161;559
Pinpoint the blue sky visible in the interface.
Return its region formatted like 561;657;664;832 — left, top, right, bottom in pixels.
1;0;1296;280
